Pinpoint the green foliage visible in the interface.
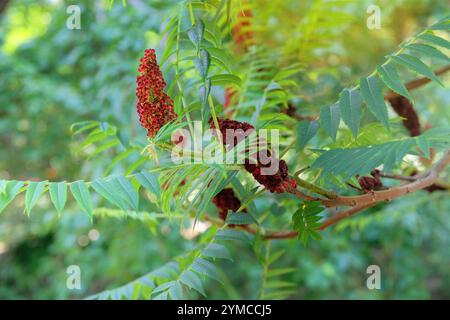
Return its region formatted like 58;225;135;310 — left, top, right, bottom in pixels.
257;243;296;299
48;182;67;215
225;212;257;225
377;64;412;100
320;104;340;141
88;226;251;300
24;181;47;216
0;0;449;300
296;120;319;150
318;17;449;142
312;128;449;179
69;181;94;221
359;75;390;129
292;202;324;246
338;88;362;139
0;181;24;214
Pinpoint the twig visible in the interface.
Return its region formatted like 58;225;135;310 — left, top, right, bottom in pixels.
286;185;322;201
378;172;417;182
318;151;450;207
212;150;450;240
293;175;337;199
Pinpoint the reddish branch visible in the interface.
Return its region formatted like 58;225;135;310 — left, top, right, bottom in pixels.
207;151;450;240
320;151;450;207
208;68;450;239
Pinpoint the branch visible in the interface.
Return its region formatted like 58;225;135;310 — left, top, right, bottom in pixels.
293;173;337;199
220;150;450;240
320;150;450;208
286;185;323;201
379;172;417;182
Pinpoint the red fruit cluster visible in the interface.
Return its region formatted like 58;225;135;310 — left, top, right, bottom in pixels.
211;118;297;193
136;49;177;138
358;169;383;192
388;96;421;137
245;159;297;193
212;118;255;149
212;188;244;222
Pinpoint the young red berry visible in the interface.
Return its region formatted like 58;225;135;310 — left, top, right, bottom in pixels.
136;49;177;138
212;118;297;193
212;188;246;224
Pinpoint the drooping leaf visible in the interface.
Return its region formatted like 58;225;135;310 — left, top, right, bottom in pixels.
391;54;444;86
377;63;412;100
0;181;24;215
168;281;184;300
418;33;450;50
91;179;128;211
135;171;161;199
110;176;139;211
194;49;210;80
339;88;362;139
191;258;222;283
49;182;68;214
406;43;450;62
417;135;430;159
360;75;390;129
187;20;204;50
320;103;340;141
202;243;232;260
311;138;420;178
296;120;319;150
25;181;47;216
429;19;450;31
70;181;94;220
179;270;206;297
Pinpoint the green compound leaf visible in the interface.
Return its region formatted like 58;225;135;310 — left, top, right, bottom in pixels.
360;75;389;129
70;181;94;221
25;181;47;216
49;182;67;214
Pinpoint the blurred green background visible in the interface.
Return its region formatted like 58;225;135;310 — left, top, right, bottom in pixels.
0;0;449;299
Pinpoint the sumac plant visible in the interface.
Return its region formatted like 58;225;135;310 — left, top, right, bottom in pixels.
1;1;449;300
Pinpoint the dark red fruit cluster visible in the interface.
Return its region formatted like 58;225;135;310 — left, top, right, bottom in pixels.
211;118;297;193
136;49;177;138
245;159;297;193
388;96;421;137
212;118;255;149
358;169;383;192
212;188;244;222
